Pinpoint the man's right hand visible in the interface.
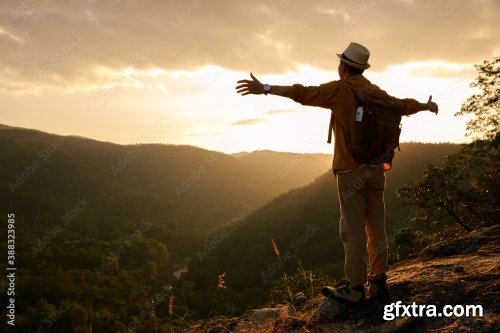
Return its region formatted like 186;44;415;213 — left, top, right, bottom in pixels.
236;73;265;96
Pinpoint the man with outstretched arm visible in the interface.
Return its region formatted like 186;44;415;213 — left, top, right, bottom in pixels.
235;42;438;307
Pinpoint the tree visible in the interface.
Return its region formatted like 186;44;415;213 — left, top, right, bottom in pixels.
58;301;89;332
455;57;499;140
397;57;500;250
390;227;427;263
398;138;498;231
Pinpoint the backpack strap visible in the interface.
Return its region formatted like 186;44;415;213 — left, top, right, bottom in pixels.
327;111;334;144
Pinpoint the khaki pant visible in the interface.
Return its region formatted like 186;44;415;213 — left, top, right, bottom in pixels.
337;165;387;285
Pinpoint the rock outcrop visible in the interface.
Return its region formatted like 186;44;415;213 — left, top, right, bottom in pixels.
185;225;499;332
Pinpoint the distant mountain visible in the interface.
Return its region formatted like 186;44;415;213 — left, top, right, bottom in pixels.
234;150;331;195
181;142;461;317
0;126;288;262
0;127;333;229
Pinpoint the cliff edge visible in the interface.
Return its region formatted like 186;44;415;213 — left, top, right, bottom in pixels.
185;225;499;332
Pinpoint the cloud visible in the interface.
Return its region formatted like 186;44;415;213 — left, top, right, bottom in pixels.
232;118;266;126
405;61;477;79
0;0;498;94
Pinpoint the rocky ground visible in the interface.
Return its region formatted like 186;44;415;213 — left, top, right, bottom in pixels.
184;225;499;332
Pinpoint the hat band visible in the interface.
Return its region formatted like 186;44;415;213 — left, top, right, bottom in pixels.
341;53;366;66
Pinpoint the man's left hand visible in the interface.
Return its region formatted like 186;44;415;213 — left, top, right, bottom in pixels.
427;95;438;114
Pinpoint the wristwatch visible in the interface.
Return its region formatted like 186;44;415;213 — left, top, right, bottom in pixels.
263;84;271;95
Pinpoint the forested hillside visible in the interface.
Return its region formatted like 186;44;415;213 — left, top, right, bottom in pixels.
0;126;334;332
234;150;331;195
180;142;460;318
0;126;460;331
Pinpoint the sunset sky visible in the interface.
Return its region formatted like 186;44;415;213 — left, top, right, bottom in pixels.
1;0;499;153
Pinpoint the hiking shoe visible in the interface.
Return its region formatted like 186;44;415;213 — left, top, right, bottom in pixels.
366;275;391;304
322;280;365;306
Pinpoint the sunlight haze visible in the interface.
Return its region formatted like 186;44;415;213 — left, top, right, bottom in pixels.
0;0;498;153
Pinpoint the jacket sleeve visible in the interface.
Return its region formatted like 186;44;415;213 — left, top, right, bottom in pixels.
291;81;340;109
369;84;421;116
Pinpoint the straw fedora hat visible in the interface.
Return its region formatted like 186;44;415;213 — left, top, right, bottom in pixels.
337;42;371;70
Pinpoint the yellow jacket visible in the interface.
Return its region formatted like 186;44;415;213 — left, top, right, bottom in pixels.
292;75;422;173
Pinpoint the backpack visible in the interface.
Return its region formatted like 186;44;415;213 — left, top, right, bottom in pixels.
348;90;404;164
